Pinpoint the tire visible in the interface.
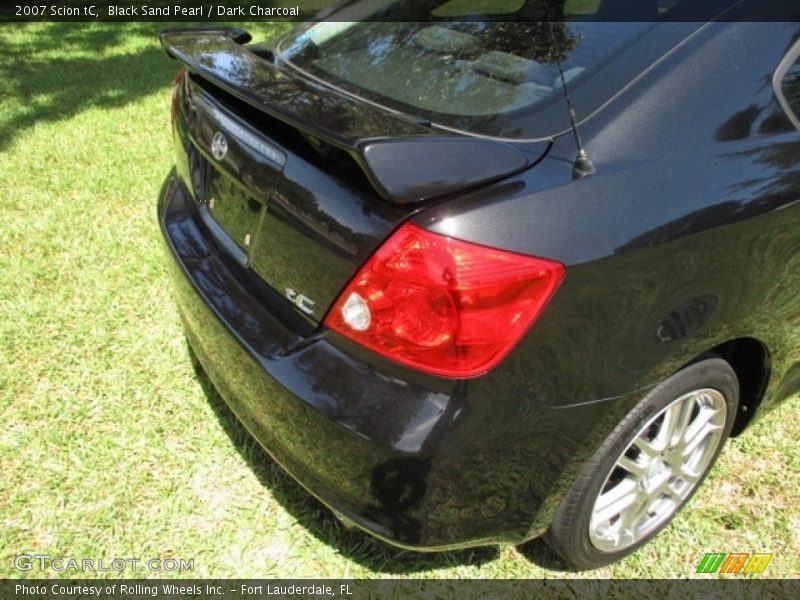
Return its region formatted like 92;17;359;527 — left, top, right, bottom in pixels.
546;358;739;570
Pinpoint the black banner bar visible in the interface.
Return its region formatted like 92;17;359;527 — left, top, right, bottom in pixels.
1;0;799;23
2;579;800;600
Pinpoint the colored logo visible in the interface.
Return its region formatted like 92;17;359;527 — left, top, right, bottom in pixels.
696;552;773;574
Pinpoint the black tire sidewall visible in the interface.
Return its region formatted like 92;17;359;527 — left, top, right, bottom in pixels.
548;358;739;570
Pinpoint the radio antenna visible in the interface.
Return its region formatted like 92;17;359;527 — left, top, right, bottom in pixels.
548;21;595;180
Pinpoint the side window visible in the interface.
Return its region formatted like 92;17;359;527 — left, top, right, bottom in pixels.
775;42;800;130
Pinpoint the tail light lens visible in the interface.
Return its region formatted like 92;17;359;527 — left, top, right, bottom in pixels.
170;68;186;138
324;223;565;378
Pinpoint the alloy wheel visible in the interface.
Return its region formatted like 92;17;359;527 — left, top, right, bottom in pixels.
588;388;727;552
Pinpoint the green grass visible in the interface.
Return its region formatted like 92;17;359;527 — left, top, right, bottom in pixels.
1;22;798;580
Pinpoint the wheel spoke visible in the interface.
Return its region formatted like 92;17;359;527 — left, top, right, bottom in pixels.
682;417;722;458
654;401;682;451
669;468;698;500
593;478;638;525
647;494;679;524
669;393;697;449
618;491;651;534
682;404;715;443
632;436;659;462
661;481;684;504
678;463;701;485
618;454;647;477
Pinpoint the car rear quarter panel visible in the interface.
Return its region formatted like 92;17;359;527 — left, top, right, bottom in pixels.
418;21;800;418
412;22;800;536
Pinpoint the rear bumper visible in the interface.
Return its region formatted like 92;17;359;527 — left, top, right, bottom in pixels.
157;172;636;549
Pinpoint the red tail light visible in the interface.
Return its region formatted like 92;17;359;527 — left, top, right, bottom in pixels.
324;223;565;377
170;68;186;138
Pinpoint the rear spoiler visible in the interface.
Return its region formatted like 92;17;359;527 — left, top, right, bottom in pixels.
160;27;252;47
161;28;547;204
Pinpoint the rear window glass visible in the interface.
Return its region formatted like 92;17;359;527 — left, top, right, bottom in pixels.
276;1;703;139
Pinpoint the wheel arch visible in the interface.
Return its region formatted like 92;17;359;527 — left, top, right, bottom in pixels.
687;337;771;437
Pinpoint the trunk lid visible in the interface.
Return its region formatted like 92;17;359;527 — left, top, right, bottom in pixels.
162;28;549;322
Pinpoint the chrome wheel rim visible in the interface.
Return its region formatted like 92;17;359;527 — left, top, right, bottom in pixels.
589;388;727;552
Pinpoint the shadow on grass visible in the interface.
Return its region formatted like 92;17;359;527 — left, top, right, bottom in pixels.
186;343;507;574
0;21;290;152
0;22;176;151
516;537;570;571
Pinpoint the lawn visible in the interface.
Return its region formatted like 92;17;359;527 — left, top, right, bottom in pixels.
0;21;798;580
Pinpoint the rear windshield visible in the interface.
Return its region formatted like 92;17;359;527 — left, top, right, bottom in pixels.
276;1;706;139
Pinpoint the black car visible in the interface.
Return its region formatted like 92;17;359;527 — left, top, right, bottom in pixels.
157;0;800;569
